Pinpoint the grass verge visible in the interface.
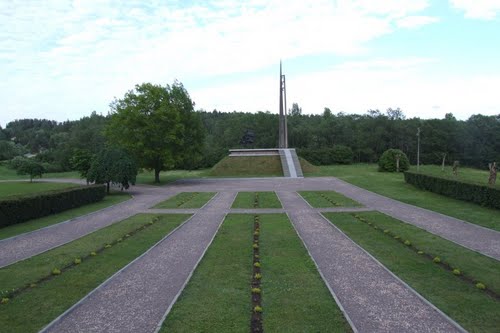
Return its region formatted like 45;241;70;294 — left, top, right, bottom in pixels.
0;213;189;333
154;192;216;209
325;212;500;332
260;214;352;332
0;193;131;241
299;191;361;208
307;164;500;231
232;192;282;209
160;214;252;332
0;181;79;198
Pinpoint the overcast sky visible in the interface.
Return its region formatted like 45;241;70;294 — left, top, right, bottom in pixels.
1;0;500;126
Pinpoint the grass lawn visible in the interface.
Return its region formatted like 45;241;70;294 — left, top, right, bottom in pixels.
136;169;210;185
231;192;282;209
161;214;253;332
154;192;216;209
0;181;79;198
209;156;284;177
299;191;361;208
0;213;189;333
325;212;500;332
260;214;352;332
307;164;500;231
416;165;500;189
0;192;131;241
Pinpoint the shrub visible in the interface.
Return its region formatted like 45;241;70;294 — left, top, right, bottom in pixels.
378;149;410;172
404;240;411;246
404;171;500;210
383;229;390;234
254;273;262;280
74;258;82;265
251;288;261;294
452;269;461;276
90;251;97;256
254;262;261;268
104;244;112;249
52;268;61;275
1;297;9;304
254;306;263;313
0;185;105;227
433;257;441;263
253;243;259;249
417;251;424;255
476;282;486;290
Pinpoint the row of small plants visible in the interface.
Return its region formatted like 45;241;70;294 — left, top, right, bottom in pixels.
319;193;342;207
251;214;263;332
352;214;498;298
0;216;161;305
176;192;200;208
253;192;259;208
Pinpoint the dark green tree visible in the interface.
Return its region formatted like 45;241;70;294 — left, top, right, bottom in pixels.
106;82;203;183
16;158;45;182
87;147;137;193
378;149;410;172
70;149;94;183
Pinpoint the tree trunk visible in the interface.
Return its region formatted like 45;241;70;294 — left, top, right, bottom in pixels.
106;182;110;194
441;153;447;172
489;162;497;186
155;168;161;183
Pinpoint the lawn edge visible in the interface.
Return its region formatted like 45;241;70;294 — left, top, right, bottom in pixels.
0;195;133;244
321;212;468;333
284;212;358;333
333;176;500;237
38;213;194;333
154;212;229;333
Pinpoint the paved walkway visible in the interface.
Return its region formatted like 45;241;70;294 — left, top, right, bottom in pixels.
279;191;465;333
41;192;236;333
0;185;176;268
2;176;498;332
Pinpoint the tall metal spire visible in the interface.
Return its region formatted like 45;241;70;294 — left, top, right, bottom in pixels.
278;61;288;148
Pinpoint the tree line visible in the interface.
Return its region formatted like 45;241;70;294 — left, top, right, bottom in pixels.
1;94;499;178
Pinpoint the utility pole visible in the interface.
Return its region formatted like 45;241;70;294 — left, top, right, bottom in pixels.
417;127;421;172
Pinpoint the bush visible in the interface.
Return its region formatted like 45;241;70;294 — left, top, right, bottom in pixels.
297;145;353;165
0;185;105;227
378;149;410;172
404;171;500;209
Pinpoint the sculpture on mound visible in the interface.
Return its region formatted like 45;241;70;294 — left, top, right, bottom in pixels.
278;61;288;148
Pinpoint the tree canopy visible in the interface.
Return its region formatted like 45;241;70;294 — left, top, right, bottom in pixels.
105;82;204;182
87;147;137;193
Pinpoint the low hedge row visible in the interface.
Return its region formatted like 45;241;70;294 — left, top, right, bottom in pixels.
404;172;500;209
0;185;106;227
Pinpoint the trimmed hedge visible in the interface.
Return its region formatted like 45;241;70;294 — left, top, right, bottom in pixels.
404;171;500;209
0;184;106;227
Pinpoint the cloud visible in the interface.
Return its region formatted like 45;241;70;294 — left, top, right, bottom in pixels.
396;15;440;28
449;0;500;19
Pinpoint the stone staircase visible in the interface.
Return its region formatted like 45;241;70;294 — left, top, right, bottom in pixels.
279;149;303;178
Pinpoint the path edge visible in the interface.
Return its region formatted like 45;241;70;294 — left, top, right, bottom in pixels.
319;212;468;333
284;212;360;333
38;213;197;333
153;212;229;333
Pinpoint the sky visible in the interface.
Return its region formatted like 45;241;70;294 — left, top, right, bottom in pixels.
1;0;500;126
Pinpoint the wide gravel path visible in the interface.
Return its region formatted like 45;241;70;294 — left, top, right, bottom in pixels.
41;192;236;333
0;185;175;268
278;191;465;333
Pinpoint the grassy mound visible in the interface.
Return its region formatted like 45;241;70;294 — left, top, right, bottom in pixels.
209;155;317;177
209;156;283;177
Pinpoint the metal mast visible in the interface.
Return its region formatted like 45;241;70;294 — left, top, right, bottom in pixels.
279;61;288;148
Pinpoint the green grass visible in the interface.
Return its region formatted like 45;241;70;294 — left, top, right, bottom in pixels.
209;156;284;177
307;164;500;231
416;165;500;189
136;169;210;185
161;214;253;332
0;213;189;333
231;192;282;208
325;212;500;332
260;214;352;332
0;193;131;240
0;181;79;198
154;192;216;209
299;191;361;208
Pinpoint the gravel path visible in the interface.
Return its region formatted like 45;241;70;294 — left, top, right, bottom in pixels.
41;192;236;333
327;177;500;261
0;185;176;268
278;191;466;333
